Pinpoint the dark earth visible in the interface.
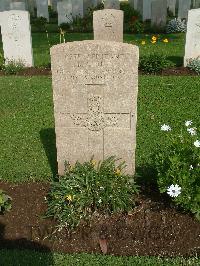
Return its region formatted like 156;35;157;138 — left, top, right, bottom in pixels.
0;66;197;76
1;181;200;257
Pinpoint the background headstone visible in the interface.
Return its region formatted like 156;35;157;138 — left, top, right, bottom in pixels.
83;0;97;15
0;0;11;11
52;0;58;11
178;0;191;19
93;9;123;42
184;8;200;65
151;0;167;27
0;10;34;67
10;1;26;10
137;0;153;21
51;40;139;175
167;0;176;15
104;0;120;9
72;0;83;17
57;0;72;25
36;0;49;21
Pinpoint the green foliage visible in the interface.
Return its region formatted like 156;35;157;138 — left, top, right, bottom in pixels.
154;121;200;218
32;17;48;32
45;157;139;230
187;58;200;74
2;60;25;75
139;53;173;74
166;18;186;33
0;190;12;213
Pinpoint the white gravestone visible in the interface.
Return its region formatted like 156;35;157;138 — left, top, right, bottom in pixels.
93;9;123;42
104;0;120;9
151;0;167;27
178;0;191;19
184;8;200;66
57;0;72;25
0;10;34;67
51;40;139;175
10;1;26;10
36;0;49;21
72;0;83;17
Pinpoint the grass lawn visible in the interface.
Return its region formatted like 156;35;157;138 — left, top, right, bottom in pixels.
0;75;199;182
0;249;200;266
0;32;185;67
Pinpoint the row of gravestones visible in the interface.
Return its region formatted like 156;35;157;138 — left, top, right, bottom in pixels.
0;8;199;67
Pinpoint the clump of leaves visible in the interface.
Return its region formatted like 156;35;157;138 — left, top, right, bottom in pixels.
139;53;173;74
0;190;12;214
45;157;139;230
153;121;200;219
2;60;25;75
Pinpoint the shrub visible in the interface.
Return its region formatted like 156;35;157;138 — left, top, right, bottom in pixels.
154;121;200;219
45;157;139;230
187;58;200;74
166;18;186;33
139;53;173;74
32;17;47;31
2;60;25;75
0;190;12;214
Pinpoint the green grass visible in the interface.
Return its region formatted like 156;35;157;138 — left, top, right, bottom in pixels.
0;249;200;266
0;76;199;182
0;33;185;67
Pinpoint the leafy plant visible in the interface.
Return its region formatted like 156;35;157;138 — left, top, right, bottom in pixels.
187;58;200;74
154;121;200;218
0;190;12;214
2;60;25;75
32;17;47;32
166;18;186;33
45;157;139;230
139;53;173;74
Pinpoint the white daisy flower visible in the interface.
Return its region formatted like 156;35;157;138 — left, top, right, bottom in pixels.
98;198;102;204
189;165;193;170
194;140;200;148
187;128;197;136
185;120;192;127
167;184;181;197
161;124;171;131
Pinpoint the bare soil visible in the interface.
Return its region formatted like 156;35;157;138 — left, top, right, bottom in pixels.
1;181;200;256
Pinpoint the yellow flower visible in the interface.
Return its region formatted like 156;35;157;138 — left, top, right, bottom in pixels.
65;195;73;202
115;168;121;176
151;40;157;44
152;36;157;41
141;40;146;45
91;159;96;166
163;38;169;43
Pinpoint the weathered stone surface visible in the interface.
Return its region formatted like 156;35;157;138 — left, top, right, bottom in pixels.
178;0;191;19
57;0;72;25
151;0;167;27
184;8;200;66
10;1;26;10
72;0;83;17
104;0;120;9
0;0;11;11
36;0;49;21
93;9;123;42
0;10;33;66
51;40;139;175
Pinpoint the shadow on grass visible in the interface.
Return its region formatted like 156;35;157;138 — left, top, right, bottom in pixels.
40;128;57;177
167;56;183;67
0;221;54;265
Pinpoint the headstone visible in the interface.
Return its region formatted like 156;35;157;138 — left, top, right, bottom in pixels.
0;10;34;67
93;9;123;42
178;0;191;19
83;0;97;15
36;0;49;21
57;0;72;25
0;0;12;11
151;0;167;27
167;0;176;15
10;1;26;10
193;0;200;7
137;0;152;21
72;0;83;17
184;8;200;66
104;0;120;9
50;40;139;175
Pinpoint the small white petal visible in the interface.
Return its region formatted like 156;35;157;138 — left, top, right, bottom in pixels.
189;165;193;170
194;140;200;148
161;124;171;131
185;120;192;127
187;128;197;136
